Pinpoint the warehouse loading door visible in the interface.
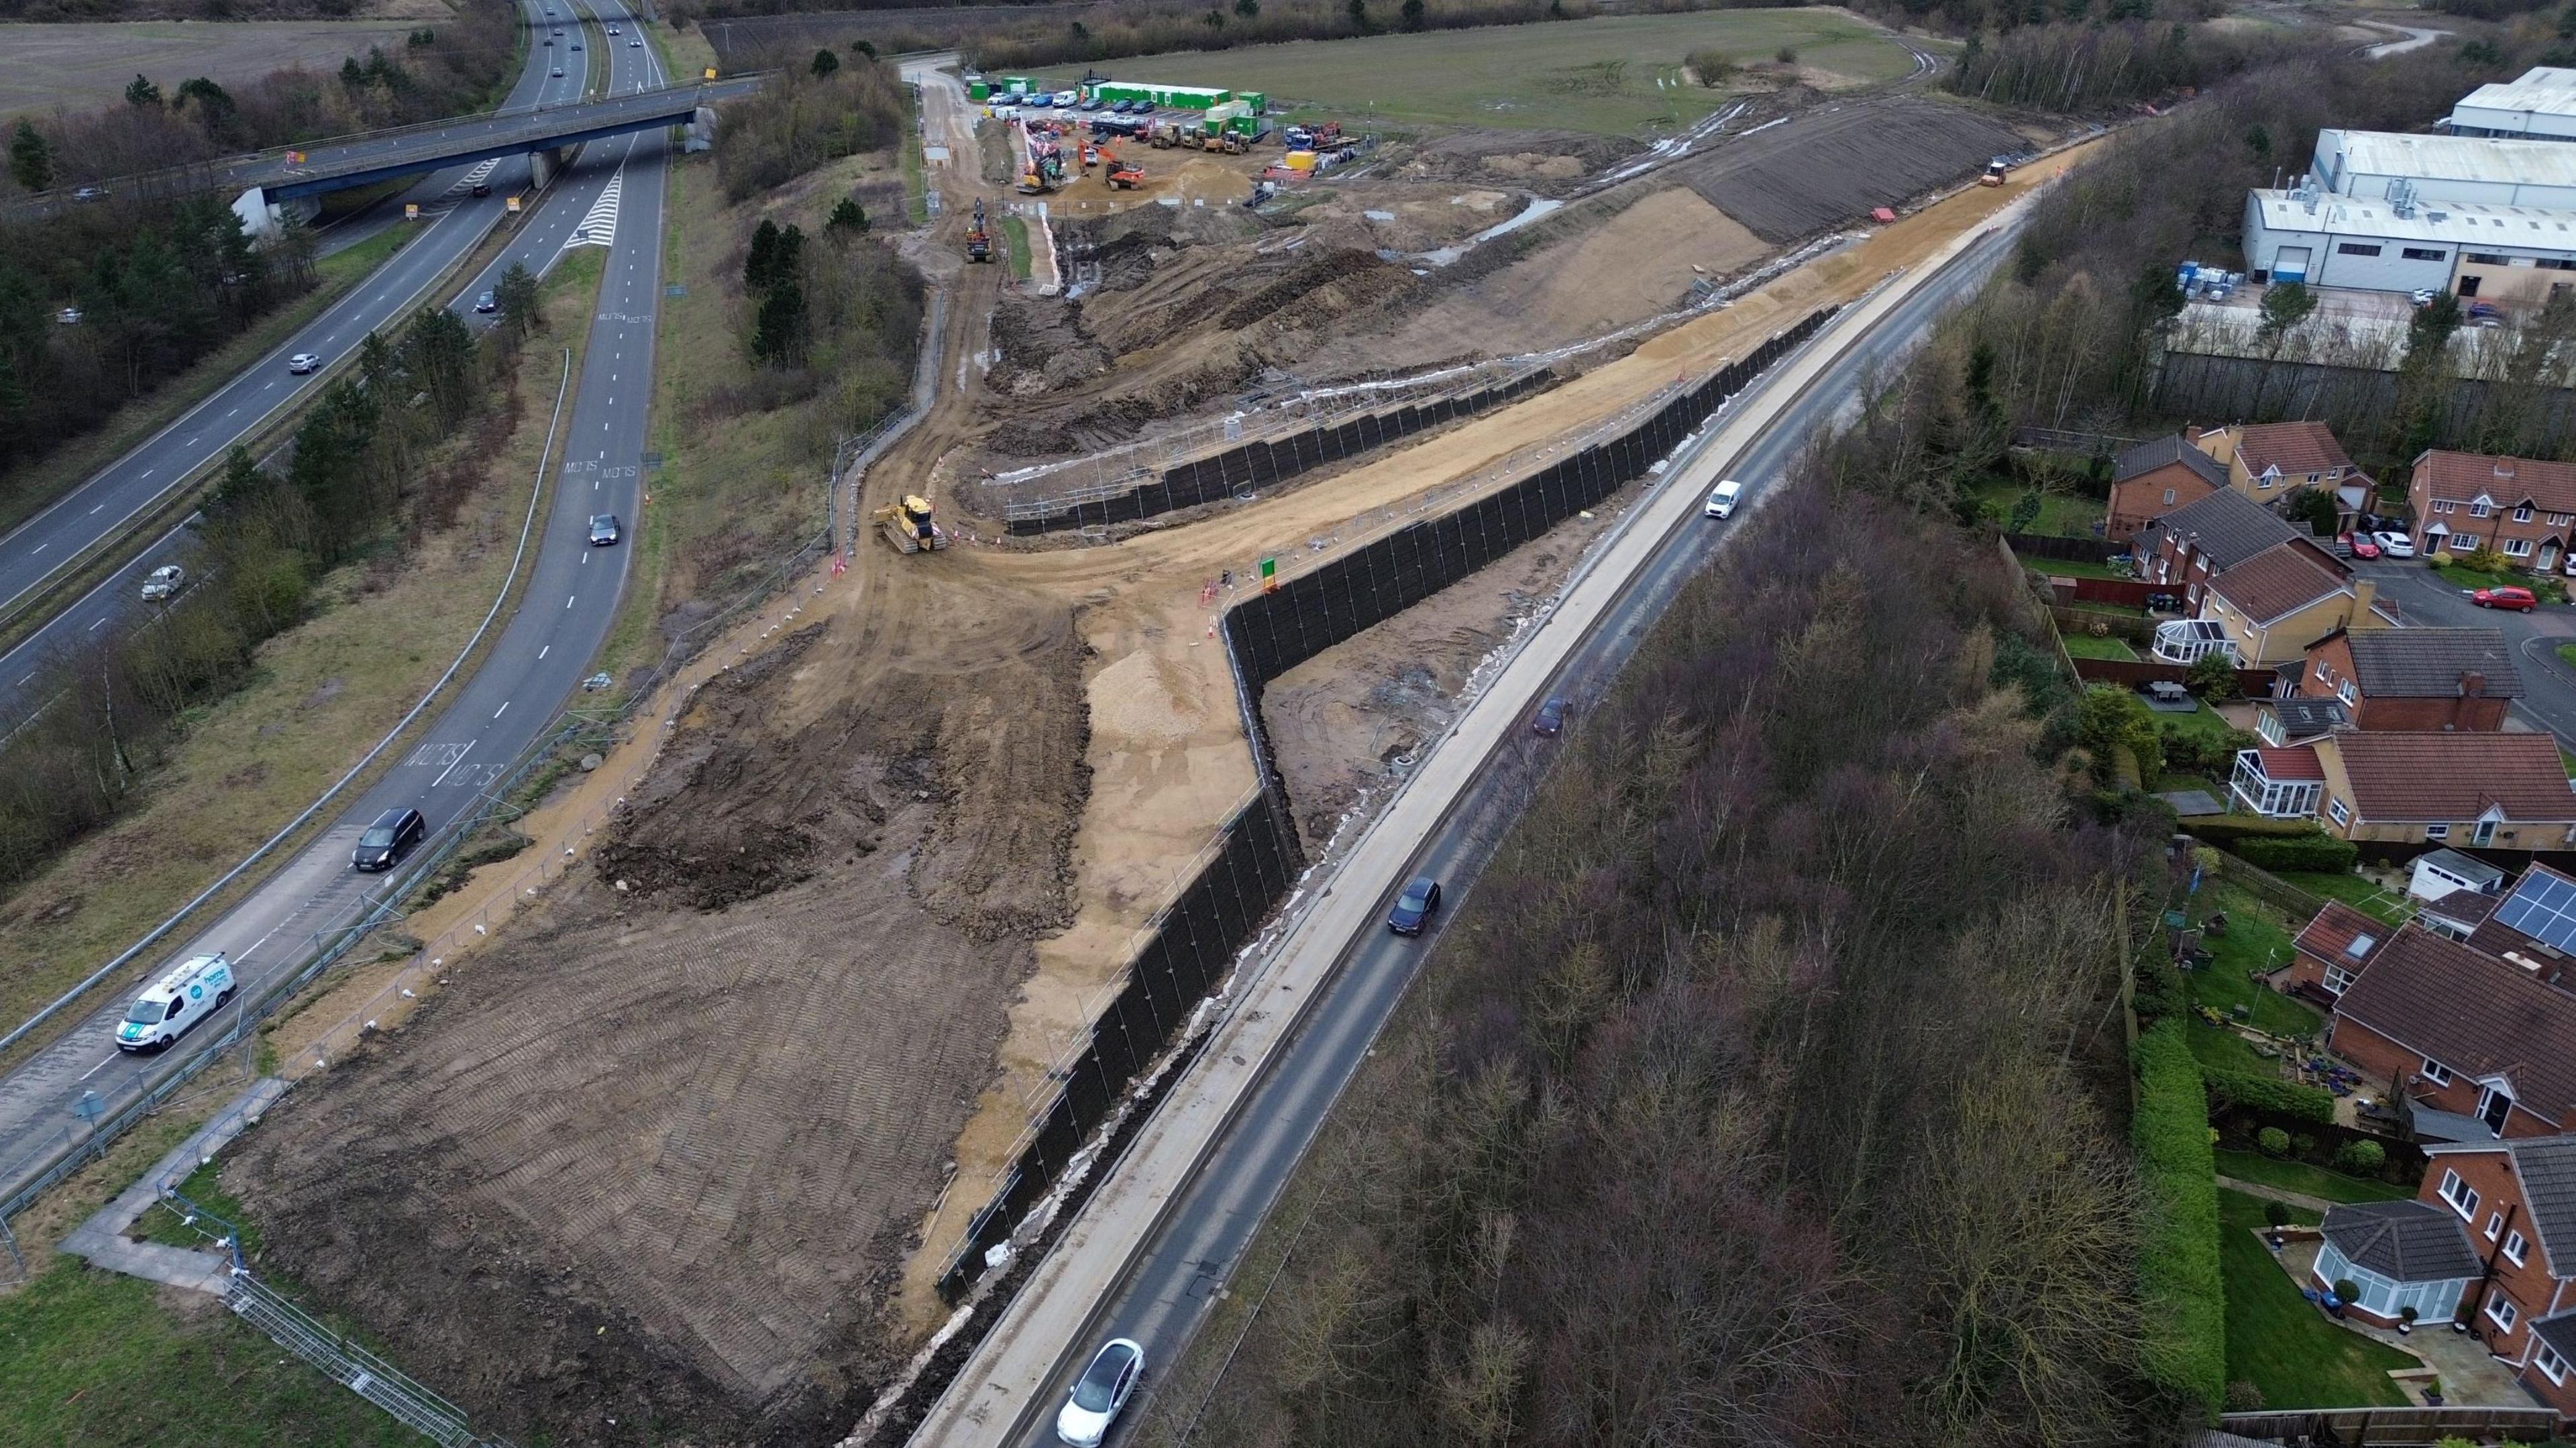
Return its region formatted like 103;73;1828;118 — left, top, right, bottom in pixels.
2273;245;2312;283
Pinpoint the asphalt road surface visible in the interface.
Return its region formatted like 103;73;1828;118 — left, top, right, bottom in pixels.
0;0;588;721
0;2;657;731
999;223;2022;1447
0;0;672;1207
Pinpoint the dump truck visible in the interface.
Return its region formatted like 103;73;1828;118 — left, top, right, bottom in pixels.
874;496;948;553
965;198;992;262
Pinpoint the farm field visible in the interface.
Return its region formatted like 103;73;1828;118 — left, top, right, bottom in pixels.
1104;9;1928;134
0;19;431;119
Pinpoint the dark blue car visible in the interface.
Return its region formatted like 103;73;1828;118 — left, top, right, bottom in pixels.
1387;877;1442;936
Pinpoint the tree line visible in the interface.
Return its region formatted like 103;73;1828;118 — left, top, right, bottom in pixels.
0;264;549;891
0;0;519;496
710;48;908;205
1155;427;2173;1443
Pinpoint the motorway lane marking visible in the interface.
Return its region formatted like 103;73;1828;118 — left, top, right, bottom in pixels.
89;504;101;514
80;1053;118;1080
30;543;44;554
494;700;509;718
566;594;576;608
87;617;104;630
539;645;549;659
139;469;153;478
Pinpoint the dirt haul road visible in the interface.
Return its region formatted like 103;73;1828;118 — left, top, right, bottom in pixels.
225;70;2095;1441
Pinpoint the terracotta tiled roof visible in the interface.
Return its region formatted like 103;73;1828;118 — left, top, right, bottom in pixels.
2417;449;2576;515
2328;732;2576;822
2345;628;2525;700
2212;543;2349;624
2258;744;2327;781
2334;925;2576;1127
2237;421;2355;481
2295;900;2387;968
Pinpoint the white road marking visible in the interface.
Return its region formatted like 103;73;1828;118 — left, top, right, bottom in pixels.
87;617;105;630
140;469;154;479
538;645;549;660
494;701;510;719
431;740;478;787
566;594;576;608
80;1053;119;1080
89;504;102;514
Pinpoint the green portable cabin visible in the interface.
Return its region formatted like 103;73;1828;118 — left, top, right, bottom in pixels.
1002;76;1036;95
1103;82;1232;110
1238;91;1266;115
1223;114;1268;140
969;80;992;101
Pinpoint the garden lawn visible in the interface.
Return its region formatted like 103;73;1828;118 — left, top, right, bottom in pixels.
2188;884;2328;1040
2274;870;2411;926
2025;555;2131;581
2061;632;2137;661
2218;1188;2415;1408
1968;477;2104;537
2434;560;2565;604
2156;698;2247;753
2214;1150;2412;1203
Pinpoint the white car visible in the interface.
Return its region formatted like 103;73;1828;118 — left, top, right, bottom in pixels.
1705;478;1742;519
287;352;321;374
141;564;185;602
1055;1338;1142;1447
2371;531;2416;559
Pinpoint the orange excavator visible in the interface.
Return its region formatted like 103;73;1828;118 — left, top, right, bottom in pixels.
1104;148;1144;190
965;197;992;262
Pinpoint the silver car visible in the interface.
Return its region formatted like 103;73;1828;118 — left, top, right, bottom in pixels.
588;513;621;546
141;564;185;602
288;352;321;374
1055;1339;1142;1447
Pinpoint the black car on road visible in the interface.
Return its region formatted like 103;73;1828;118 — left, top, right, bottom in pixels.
352;807;426;872
1387;877;1442;936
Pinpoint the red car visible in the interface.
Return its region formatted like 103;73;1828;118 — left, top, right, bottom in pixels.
2474;586;2539;612
2341;532;2380;560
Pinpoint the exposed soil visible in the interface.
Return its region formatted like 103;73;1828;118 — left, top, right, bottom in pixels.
1262;481;1638;854
1676;95;2029;243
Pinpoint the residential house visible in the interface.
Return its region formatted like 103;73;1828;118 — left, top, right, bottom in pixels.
2286;898;2390;1001
2327;924;2576;1140
2309;1199;2484;1331
2300;627;2522;732
2198;420;2363;502
2414;1133;2576;1417
2254;695;2355;746
2132;488;2304;606
2194;541;2381;669
2409;449;2576;573
2231;731;2576;844
2106;433;2231;541
2469;861;2576;977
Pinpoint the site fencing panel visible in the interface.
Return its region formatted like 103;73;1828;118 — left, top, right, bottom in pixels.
930;304;1838;1304
999;364;1557;535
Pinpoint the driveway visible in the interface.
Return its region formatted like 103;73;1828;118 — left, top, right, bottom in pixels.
2355;560;2576;746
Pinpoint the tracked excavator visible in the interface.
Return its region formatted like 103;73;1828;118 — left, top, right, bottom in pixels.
873;495;949;553
1104;148;1144;190
965;197;992;262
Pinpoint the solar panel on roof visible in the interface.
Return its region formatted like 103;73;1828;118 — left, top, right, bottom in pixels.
2497;873;2576;952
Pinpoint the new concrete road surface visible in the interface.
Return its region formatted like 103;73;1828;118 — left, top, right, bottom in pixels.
0;1;642;732
905;207;2031;1448
0;0;673;1209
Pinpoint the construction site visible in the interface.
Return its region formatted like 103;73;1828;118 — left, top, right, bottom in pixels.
211;32;2090;1447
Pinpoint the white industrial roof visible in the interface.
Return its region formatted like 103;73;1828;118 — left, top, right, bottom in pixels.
2253;186;2576;249
2322;128;2576;188
2516;66;2576;89
2456;78;2576;121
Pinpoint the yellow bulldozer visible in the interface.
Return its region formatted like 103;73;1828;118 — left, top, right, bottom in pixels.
873;494;949;553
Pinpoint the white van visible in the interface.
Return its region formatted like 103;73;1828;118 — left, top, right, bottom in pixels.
1705;479;1743;519
115;953;235;1053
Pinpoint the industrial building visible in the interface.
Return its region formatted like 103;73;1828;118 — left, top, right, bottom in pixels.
2311;128;2576;210
2449;66;2576;142
2241;186;2576;303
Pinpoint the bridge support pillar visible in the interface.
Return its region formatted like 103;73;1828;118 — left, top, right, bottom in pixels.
528;144;571;191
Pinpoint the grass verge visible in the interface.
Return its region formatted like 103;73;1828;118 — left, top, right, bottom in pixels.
0;258;604;1062
2434;559;2565;604
1003;215;1033;282
2214;1150;2412;1204
1103;11;1920;135
2217;1188;2415;1408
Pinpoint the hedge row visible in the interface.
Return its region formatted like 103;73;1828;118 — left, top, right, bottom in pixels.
2203;1066;2339;1125
2229;832;2360;874
2134;1020;2226;1421
2182;814;2323;844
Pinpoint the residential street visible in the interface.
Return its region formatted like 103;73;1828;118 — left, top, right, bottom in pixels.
2355;559;2576;745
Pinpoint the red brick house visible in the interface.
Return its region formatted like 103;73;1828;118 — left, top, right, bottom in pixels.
2326;924;2576;1140
2106;433;2230;541
2226;731;2576;845
2299;627;2522;732
2201;420;2361;500
2416;1134;2576;1417
2131;488;2303;606
2410;450;2576;573
2286;899;2391;1001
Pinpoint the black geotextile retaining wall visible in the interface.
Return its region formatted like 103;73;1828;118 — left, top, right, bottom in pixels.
1006;368;1559;535
934;304;1837;1303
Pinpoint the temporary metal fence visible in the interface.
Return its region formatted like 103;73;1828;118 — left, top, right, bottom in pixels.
929;303;1840;1304
996;360;1557;535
